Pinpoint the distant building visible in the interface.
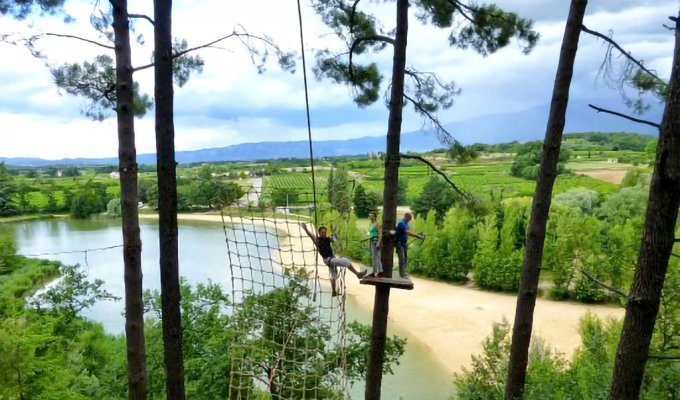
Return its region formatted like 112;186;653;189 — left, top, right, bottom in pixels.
109;171;120;179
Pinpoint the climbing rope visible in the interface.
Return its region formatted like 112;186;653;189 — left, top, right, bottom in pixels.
224;3;350;398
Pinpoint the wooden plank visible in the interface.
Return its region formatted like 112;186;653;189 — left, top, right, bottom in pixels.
360;275;414;290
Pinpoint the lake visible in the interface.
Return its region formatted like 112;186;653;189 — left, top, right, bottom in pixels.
1;217;455;399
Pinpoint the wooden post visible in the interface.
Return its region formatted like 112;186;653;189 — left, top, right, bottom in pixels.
365;0;408;399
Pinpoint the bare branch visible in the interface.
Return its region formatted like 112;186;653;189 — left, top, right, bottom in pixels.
40;33;114;50
400;153;471;200
131;63;154;73
581;25;663;83
648;354;680;361
672;252;680;259
404;93;455;144
405;69;450;90
132;29;281;73
128;13;154;25
447;0;474;24
588;104;661;128
580;268;629;298
182;31;276;59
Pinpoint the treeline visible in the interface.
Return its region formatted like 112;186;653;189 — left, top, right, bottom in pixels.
462;131;655;154
0;163;246;219
327;169;656;304
563;131;655;151
407;177;654;303
0;239;405;399
454;309;678;399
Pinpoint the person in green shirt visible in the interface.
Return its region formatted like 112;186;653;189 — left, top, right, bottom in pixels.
367;212;384;277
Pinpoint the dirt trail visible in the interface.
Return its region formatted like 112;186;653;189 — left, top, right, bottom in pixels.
142;213;625;375
575;169;628;184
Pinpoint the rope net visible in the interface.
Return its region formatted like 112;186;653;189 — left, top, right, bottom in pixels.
224;187;353;399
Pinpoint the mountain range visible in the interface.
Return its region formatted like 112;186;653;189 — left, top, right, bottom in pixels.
1;99;661;167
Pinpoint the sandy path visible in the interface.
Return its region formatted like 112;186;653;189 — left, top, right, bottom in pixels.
141;213;624;375
574;169;628;184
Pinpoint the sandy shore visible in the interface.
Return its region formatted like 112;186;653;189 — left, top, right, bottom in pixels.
141;213;625;375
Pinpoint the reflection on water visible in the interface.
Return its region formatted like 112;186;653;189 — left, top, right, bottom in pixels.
1;217;455;399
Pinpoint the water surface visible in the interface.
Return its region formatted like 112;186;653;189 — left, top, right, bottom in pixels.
2;217;455;399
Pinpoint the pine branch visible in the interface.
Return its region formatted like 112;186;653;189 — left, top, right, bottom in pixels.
588;104;661;128
451;0;522;26
349;0;362;35
448;0;474;24
580;268;628;298
350;34;395;49
581;25;663;83
348;34;395;82
399;153;471;200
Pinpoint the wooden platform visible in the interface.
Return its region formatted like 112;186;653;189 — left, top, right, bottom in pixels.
360;275;414;290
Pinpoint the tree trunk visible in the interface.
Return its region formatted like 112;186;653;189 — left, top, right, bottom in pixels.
609;13;680;400
365;1;408;399
111;1;147;398
504;1;587;398
154;1;186;398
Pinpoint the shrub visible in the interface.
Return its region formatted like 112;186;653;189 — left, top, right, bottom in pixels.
107;198;121;217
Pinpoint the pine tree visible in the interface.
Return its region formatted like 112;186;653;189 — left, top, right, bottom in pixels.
505;2;588;396
311;2;539;393
353;184;372;217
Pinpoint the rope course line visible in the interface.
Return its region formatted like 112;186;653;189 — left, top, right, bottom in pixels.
17;244;124;258
296;0;324;303
223;3;352;398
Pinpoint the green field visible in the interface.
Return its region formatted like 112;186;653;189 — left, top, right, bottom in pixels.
262;173;329;204
354;159;620;202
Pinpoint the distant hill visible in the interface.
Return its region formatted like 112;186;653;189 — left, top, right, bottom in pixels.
444;99;661;145
1;99;660;167
0;132;443;167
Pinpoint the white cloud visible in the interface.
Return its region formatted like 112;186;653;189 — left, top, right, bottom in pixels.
0;0;676;159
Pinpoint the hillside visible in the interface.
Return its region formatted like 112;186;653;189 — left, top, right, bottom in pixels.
0;99;660;167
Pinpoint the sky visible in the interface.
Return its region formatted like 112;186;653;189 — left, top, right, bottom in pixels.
0;0;676;160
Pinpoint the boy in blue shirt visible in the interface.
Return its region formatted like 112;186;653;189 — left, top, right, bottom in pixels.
395;212;424;278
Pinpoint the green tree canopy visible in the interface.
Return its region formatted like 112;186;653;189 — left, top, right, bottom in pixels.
448;142;479;164
0;163;17;216
510;140;570;179
70;183;109;219
327;166;351;214
353;184;379;217
412;177;457;221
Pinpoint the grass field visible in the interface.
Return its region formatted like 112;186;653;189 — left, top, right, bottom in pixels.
262;172;330;204
565;159;647;184
256;160;633;203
